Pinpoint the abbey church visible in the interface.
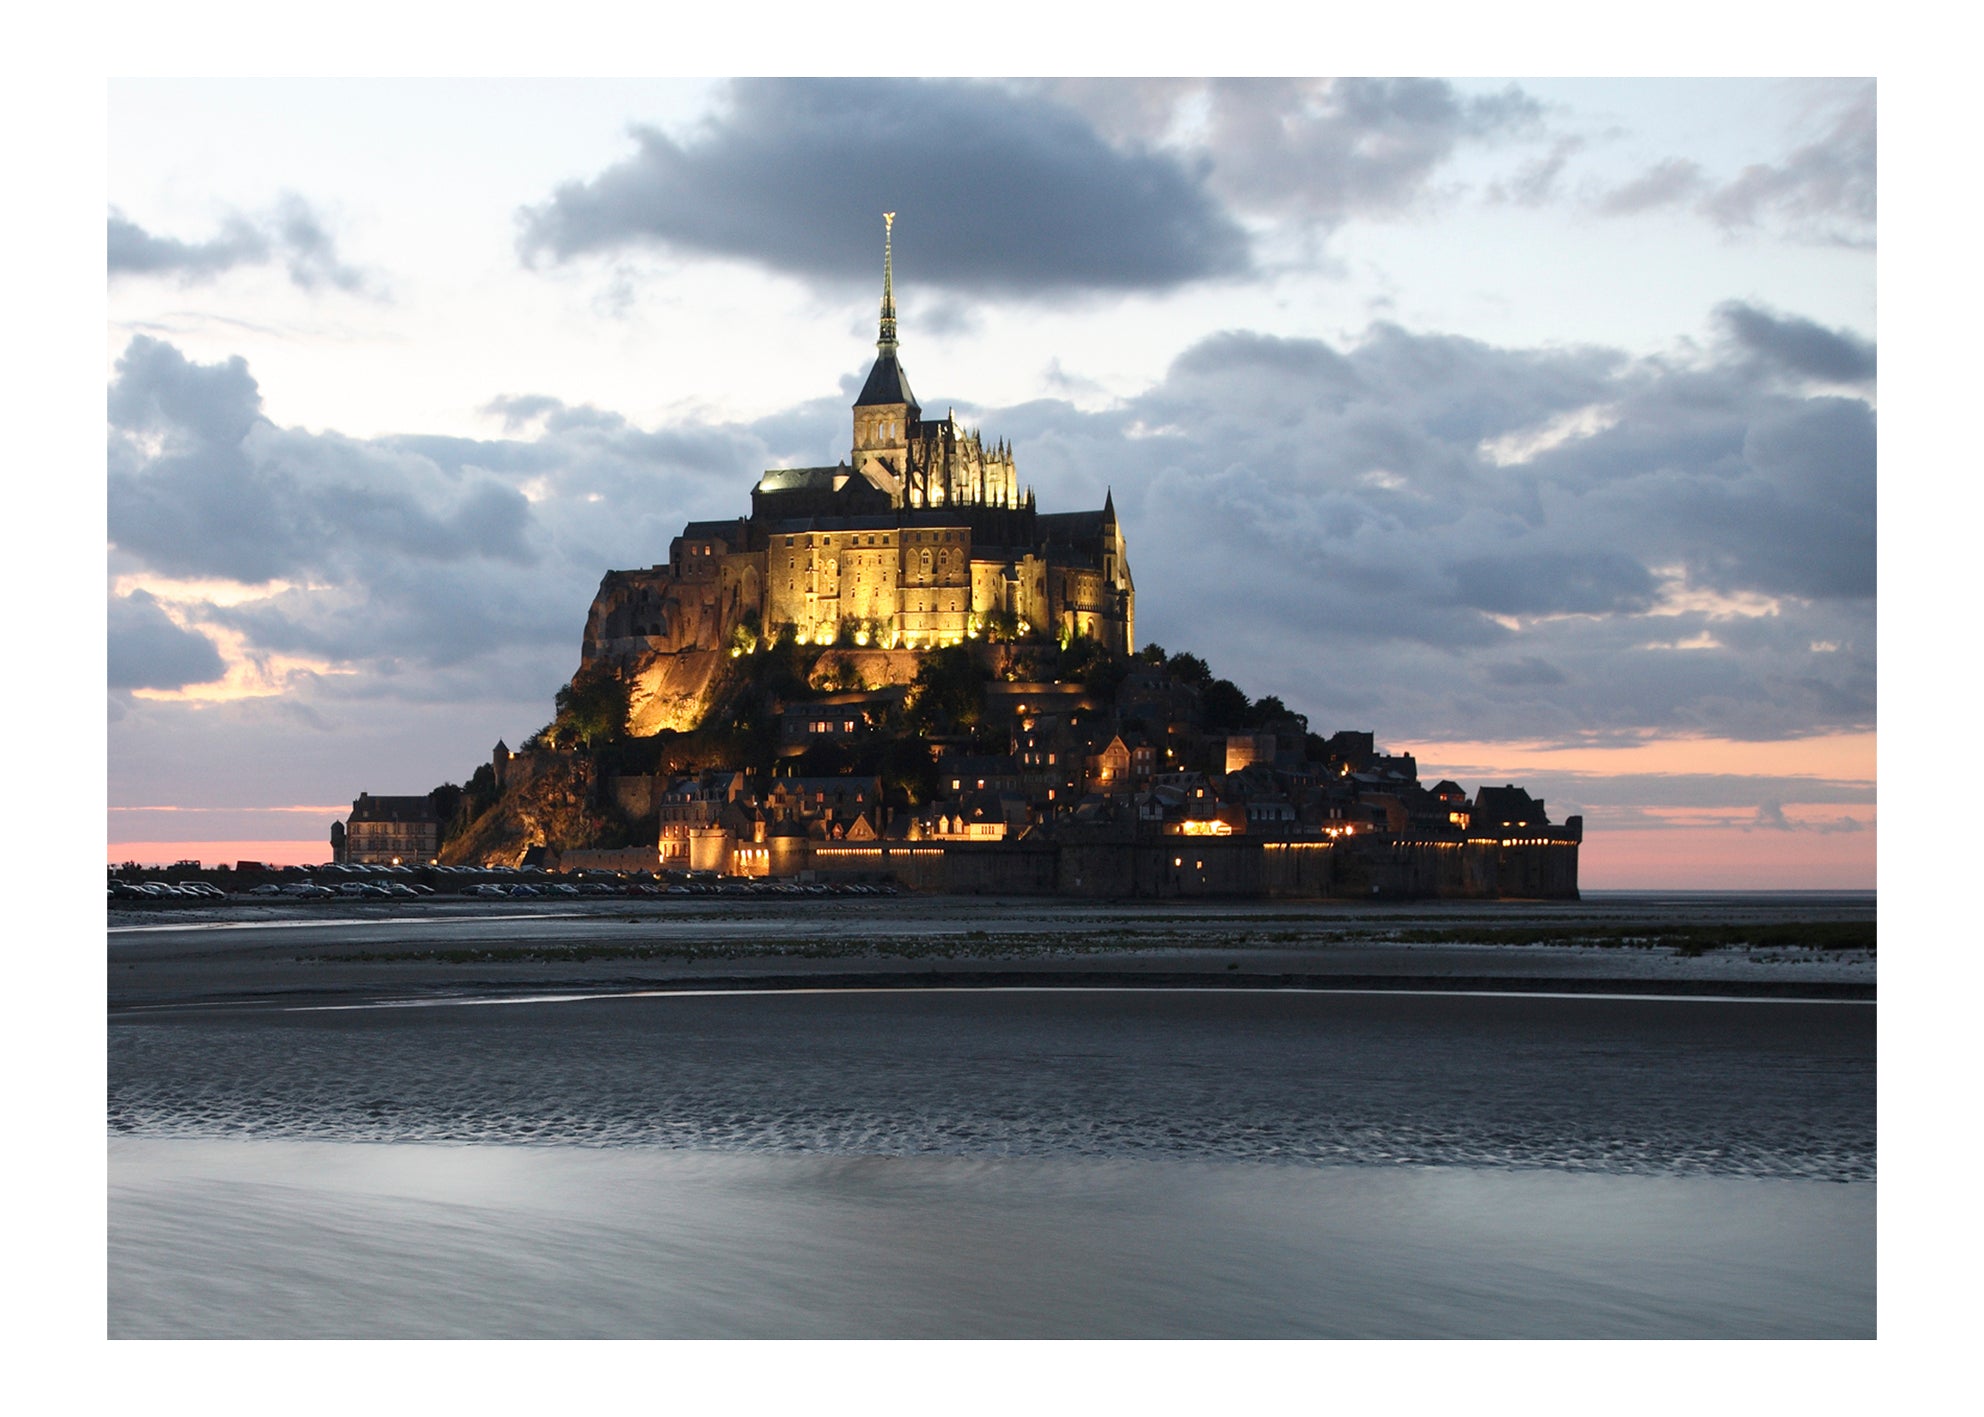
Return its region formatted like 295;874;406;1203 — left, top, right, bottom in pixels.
583;215;1134;705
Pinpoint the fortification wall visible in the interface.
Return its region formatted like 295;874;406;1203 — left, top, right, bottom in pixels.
556;846;659;873
606;773;666;823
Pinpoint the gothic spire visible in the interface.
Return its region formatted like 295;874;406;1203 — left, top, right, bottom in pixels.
878;212;898;353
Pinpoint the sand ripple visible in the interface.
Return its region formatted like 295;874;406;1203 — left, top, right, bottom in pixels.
108;988;1874;1182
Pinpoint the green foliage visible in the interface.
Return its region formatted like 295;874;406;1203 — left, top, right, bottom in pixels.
1138;642;1168;666
1167;651;1212;685
727;615;760;654
822;656;867;692
427;782;465;833
907;642;989;734
1201;678;1252;734
552;664;631;750
1248;694;1309;735
982;608;1023;643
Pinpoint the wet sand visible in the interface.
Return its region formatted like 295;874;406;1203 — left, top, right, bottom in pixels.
108;892;1875;1011
109;892;1878;1339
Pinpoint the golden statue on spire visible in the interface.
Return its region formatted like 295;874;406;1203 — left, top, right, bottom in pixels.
878;212;898;352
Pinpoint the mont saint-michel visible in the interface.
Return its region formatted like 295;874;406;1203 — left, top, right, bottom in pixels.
356;218;1580;898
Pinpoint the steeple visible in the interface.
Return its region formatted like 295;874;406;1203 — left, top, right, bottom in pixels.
878;211;898;354
855;211;916;411
853;212;918;494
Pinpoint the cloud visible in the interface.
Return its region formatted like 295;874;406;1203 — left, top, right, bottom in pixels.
1701;83;1875;244
1487;137;1584;207
108;589;226;691
106;295;1876;800
108;212;268;280
105;336;847;715
1594;82;1874;246
1597;158;1708;216
482;394;567;434
984;313;1873;746
107;336;537;587
1751;801;1867;834
1195;78;1543;223
519;79;1250;294
1717;301;1875;385
108;195;368;291
1044;77;1543;227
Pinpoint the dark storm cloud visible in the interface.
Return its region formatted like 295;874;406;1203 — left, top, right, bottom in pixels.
519;79;1250;294
108;589;225;691
1717;301;1875;385
109;196;369;291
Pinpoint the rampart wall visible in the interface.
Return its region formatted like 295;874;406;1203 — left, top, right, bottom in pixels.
803;834;1578;899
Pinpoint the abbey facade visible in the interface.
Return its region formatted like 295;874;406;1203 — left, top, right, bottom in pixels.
583;217;1134;680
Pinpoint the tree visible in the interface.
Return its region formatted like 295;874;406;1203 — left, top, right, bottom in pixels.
907;643;988;733
1168;651;1213;685
552;665;631;750
1201;678;1252;734
1248;694;1309;735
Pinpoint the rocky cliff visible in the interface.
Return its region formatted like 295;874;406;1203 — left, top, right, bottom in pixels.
438;753;603;867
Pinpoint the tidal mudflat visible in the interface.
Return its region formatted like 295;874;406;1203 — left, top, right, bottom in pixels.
108;893;1875;1338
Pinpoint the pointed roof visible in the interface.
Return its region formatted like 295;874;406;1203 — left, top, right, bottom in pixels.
856;351;917;408
855;212;919;410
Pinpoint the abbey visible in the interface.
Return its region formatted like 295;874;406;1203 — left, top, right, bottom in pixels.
583;216;1134;684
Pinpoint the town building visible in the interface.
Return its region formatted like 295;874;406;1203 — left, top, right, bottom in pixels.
341;792;441;865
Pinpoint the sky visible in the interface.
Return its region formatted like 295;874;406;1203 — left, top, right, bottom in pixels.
98;62;1880;887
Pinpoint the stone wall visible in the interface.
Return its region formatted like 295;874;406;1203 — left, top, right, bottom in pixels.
556;846;660;873
803;834;1577;899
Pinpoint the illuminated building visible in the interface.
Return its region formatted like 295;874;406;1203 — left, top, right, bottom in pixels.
583;215;1134;722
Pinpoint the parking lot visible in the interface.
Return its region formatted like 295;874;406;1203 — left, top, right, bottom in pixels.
108;861;899;904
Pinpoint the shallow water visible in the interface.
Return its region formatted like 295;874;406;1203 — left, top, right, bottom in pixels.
108;1138;1874;1339
107;988;1876;1337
